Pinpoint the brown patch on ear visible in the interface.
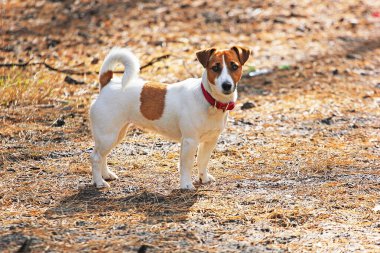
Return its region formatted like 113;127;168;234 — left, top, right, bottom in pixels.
196;47;216;68
224;51;243;84
206;51;223;85
231;46;251;65
99;71;113;89
140;81;167;120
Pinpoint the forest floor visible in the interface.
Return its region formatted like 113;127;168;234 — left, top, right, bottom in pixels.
1;0;380;252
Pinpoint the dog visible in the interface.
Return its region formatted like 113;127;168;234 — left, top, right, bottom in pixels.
90;46;250;189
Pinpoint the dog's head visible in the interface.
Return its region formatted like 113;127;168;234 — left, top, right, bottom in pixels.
196;46;250;96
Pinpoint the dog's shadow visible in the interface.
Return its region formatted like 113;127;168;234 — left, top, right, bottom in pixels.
45;185;200;223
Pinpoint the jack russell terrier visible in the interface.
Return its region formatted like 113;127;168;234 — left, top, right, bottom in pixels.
90;46;250;189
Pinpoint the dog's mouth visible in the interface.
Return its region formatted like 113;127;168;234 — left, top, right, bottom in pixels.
222;86;236;95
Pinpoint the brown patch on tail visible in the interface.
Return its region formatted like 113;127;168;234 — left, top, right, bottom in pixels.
99;71;113;89
140;81;167;120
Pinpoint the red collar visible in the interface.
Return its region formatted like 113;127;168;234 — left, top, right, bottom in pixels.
201;83;235;111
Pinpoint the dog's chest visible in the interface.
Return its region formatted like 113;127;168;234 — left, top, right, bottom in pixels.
198;112;227;141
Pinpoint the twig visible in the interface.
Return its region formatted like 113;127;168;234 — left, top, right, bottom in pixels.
42;62;94;75
17;238;33;253
0;54;171;75
0;60;94;75
0;61;31;67
140;54;170;70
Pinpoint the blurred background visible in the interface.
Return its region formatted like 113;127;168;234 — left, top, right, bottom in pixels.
2;0;380;84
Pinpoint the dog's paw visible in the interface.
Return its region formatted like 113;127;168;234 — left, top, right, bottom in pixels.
102;169;119;181
92;178;110;188
180;182;196;190
199;173;215;184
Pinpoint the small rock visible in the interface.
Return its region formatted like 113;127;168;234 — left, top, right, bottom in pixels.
52;118;65;127
346;53;361;60
138;245;148;253
61;106;72;111
296;26;305;32
154;40;165;47
91;57;99;65
375;83;380;89
263;80;272;85
332;69;339;75
202;11;222;23
46;38;60;48
75;221;86;226
36;104;54;109
1;45;14;52
239;119;253;125
78;31;89;38
273;18;286;24
241;101;255;110
321;117;333;125
64;76;85;85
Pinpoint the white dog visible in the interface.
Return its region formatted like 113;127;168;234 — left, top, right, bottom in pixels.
90;46;250;189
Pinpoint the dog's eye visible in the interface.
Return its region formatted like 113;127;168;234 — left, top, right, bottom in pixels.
211;66;221;72
231;63;239;71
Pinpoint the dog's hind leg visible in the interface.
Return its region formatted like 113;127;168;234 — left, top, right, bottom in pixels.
100;123;131;179
91;133;117;188
91;125;127;188
100;124;131;181
117;124;130;144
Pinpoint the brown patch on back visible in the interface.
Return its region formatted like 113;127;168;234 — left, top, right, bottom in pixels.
99;71;113;89
140;81;167;120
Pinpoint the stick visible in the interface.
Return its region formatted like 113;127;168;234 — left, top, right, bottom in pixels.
0;54;171;75
17;238;33;253
42;62;95;75
140;54;170;70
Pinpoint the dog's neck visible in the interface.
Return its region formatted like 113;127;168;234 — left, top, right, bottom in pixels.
201;72;237;104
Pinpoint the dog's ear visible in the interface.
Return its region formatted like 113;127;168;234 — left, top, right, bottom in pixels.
196;47;216;68
231;46;251;65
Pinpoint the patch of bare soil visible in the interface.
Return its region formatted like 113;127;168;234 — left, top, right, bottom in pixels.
1;0;380;252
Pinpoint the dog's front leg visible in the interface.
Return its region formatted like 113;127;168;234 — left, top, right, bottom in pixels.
179;137;198;190
197;137;218;184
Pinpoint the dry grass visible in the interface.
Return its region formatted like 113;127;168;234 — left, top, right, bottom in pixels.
1;0;380;252
0;69;59;106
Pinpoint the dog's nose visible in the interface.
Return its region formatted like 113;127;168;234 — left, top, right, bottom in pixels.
222;81;233;92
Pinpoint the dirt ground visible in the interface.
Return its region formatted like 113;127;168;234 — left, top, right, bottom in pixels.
1;0;380;252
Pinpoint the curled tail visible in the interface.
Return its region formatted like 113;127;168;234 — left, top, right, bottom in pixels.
98;48;140;89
